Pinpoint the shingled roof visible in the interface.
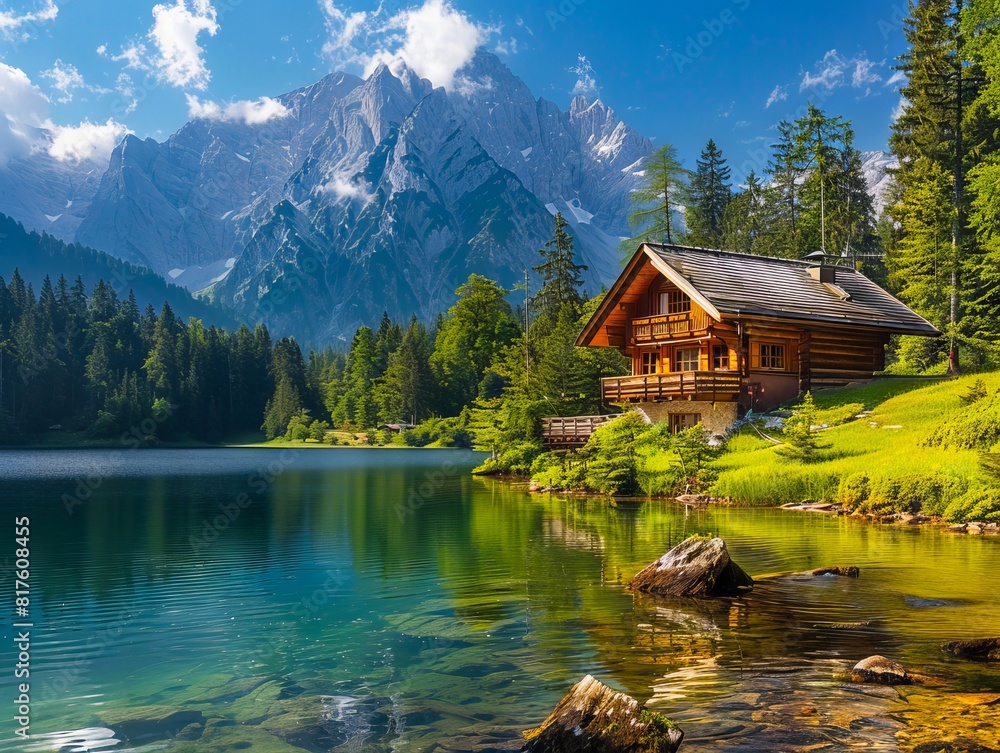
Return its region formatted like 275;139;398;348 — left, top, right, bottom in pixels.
578;244;940;346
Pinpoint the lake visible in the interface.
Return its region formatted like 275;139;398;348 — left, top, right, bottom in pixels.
0;448;998;752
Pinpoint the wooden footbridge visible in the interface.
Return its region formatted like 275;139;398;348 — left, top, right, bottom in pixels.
541;415;617;448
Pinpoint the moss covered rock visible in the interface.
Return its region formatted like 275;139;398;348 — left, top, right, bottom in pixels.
629;536;753;597
523;675;683;753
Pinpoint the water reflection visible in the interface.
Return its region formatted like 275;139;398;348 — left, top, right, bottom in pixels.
0;449;997;752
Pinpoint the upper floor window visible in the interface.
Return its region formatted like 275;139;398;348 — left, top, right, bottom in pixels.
657;290;691;315
759;343;786;370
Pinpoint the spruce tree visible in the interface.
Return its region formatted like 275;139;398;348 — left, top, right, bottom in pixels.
623;145;690;251
532;212;587;325
686;139;732;246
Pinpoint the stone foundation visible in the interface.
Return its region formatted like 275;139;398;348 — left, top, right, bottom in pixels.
637;401;739;438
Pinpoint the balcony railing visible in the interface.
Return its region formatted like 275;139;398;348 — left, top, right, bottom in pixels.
602;371;741;402
541;415;616;447
632;311;711;343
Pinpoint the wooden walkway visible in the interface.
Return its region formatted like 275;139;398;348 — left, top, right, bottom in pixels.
541;415;617;448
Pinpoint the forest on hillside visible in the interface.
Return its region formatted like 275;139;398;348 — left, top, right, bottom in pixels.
1;0;998;450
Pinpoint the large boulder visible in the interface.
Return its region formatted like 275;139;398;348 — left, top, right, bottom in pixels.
851;655;912;685
629;537;753;597
944;638;1000;661
523;675;683;753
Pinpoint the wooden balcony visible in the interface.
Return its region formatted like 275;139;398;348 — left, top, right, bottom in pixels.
632;311;711;342
602;371;742;403
541;415;616;448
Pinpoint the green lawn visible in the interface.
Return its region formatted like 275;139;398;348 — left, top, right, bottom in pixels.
711;374;1000;521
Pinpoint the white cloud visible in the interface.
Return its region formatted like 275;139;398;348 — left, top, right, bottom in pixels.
0;63;128;165
570;54;598;98
40;60;108;104
320;0;491;91
0;0;58;40
801;49;847;92
103;1;218;90
47;119;131;163
891;96;907;123
185;94;291;125
886;69;906;88
852;57;882;88
115;73;139;114
319;0;369;64
149;0;219;89
318;174;369;202
0;62;49;162
765;84;787;109
801;50;886;95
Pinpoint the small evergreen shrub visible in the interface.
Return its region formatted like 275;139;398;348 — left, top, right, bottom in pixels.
838;472;871;510
928;392;1000;449
944;488;1000;523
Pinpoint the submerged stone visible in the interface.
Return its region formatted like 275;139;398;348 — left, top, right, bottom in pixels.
629;537;753;597
523;675;683;753
851;656;912;686
811;566;860;578
943;637;1000;661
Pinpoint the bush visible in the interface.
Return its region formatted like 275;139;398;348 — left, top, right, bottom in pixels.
776;393;829;463
475;440;544;476
944;488;1000;523
838;472;871;510
928;394;1000;450
850;473;966;516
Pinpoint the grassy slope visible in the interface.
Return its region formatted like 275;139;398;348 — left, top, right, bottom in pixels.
712;375;996;508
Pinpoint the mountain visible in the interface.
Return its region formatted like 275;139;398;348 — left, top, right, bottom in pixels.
0;53;899;346
859;150;898;218
3;52;651;344
0;212;237;328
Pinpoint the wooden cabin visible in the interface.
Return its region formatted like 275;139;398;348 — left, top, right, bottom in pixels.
576;244;940;435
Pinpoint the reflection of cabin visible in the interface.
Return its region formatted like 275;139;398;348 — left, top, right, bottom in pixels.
571;244;940;436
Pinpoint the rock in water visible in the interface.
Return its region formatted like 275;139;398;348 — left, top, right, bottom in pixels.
811;566;860;578
944;638;1000;661
629;537;753;597
523;675;683;753
851;655;912;685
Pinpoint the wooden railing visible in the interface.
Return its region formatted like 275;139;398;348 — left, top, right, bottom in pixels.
602;371;742;402
541;415;616;447
632;311;711;342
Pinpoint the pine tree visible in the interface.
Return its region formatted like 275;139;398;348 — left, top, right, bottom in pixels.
721;170;768;254
686;139;732;246
377;316;434;424
532;212;587;324
622;145;690;251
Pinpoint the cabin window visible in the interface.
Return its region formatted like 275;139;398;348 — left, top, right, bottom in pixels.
712;345;730;371
759;343;786;370
669;413;701;433
674;347;700;372
640;351;659;375
658;290;691;315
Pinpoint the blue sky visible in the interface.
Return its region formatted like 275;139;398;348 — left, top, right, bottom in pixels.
0;0;910;180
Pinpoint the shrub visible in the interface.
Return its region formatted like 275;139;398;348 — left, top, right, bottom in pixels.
944;488;1000;523
475;440;544;476
929;392;1000;450
838;472;871;510
852;473;966;516
777;393;829;463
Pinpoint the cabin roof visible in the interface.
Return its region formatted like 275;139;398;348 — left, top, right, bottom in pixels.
578;244;941;347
